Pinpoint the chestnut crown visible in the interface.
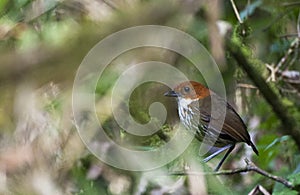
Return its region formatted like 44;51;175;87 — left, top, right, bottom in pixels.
164;81;210;100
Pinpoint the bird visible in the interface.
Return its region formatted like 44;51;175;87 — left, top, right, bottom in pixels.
164;81;258;171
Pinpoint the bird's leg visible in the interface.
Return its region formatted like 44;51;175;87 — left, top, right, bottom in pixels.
202;144;233;163
214;144;235;171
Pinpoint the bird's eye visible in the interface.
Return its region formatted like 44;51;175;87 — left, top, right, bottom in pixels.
184;86;190;93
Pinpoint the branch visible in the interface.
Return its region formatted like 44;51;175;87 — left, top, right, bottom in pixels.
230;0;243;24
225;37;300;151
169;158;294;189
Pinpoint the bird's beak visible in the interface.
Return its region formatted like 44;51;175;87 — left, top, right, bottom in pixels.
164;90;178;97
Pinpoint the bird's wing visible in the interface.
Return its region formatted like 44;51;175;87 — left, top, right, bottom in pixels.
223;103;251;143
199;95;258;154
199;96;251;144
223;103;259;155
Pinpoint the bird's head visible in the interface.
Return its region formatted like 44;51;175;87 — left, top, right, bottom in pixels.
164;81;210;100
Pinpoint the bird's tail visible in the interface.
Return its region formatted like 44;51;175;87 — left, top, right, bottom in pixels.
249;141;259;155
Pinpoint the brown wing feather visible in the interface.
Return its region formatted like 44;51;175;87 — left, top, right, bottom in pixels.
223;103;250;143
199;94;258;155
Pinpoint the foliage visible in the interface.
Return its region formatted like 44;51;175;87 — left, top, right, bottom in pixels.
0;0;300;194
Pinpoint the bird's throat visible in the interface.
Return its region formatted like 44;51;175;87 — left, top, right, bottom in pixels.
177;97;199;109
177;97;199;129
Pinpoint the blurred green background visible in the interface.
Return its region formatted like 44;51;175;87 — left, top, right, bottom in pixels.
0;0;300;194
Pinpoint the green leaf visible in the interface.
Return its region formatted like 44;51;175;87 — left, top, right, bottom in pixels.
288;172;300;186
273;187;298;195
240;0;263;20
264;135;290;151
0;0;8;14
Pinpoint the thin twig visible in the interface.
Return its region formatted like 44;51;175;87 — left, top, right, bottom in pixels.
267;12;300;82
266;38;299;82
266;63;276;82
236;83;257;89
279;33;298;38
169;158;294;189
230;0;243;23
242;159;293;189
276;39;298;71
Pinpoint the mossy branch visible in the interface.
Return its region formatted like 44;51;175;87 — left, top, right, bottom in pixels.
225;36;300;150
170;158;295;190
